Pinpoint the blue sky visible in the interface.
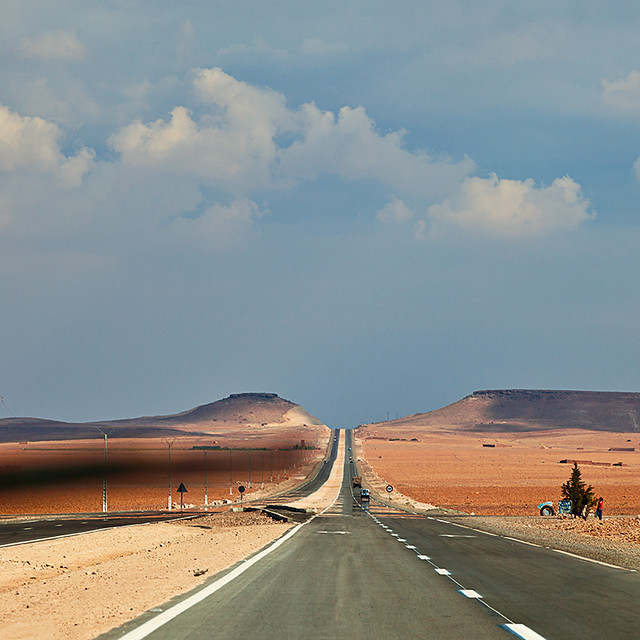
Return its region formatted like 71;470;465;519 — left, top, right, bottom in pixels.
2;2;640;428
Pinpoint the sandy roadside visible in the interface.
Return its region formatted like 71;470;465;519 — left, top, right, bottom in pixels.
0;434;345;640
0;512;292;640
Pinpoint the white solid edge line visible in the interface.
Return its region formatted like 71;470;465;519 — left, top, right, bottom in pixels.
502;623;548;640
117;520;310;640
552;548;635;571
117;432;346;640
503;536;542;548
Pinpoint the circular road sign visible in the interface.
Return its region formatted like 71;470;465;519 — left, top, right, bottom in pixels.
386;485;393;493
238;486;245;494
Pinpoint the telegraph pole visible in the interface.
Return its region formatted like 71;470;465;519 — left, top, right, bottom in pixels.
165;438;175;510
94;427;116;513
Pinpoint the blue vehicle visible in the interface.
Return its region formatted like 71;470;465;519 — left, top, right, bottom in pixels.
537;499;571;516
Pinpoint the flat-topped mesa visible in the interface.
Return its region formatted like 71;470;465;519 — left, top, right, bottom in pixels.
363;389;640;434
228;392;279;400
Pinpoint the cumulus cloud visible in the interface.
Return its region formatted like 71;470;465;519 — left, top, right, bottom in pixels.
376;198;414;222
18;31;85;61
0;103;94;185
109;67;472;202
277;103;473;200
427;174;594;238
601;70;640;111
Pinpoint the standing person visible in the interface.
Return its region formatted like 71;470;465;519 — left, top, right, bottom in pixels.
595;496;604;521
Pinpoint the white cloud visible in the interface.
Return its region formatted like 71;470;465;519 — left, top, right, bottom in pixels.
602;70;640;111
277;103;474;201
0;103;94;185
109;67;473;202
427;174;594;238
376;198;414;222
18;31;85;61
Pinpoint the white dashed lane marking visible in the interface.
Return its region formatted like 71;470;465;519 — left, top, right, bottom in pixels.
360;498;549;639
502;623;548;640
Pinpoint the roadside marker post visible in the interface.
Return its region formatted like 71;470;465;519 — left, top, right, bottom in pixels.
386;484;393;514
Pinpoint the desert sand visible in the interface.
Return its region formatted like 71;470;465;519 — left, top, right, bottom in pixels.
0;512;292;640
354;427;640;515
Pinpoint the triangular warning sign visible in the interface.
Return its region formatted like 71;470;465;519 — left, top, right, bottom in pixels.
177;482;187;493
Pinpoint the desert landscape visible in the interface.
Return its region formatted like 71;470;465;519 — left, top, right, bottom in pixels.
355;390;640;516
0;393;331;514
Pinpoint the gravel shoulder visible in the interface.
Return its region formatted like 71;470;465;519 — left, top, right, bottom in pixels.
443;514;640;572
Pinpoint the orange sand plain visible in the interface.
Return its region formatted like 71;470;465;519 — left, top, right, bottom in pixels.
355;428;640;515
0;429;328;515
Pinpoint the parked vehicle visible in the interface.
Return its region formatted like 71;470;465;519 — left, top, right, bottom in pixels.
537;499;572;516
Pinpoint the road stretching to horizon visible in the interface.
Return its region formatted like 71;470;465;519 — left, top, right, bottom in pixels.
96;429;640;640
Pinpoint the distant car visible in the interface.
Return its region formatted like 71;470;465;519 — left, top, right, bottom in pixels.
360;488;370;502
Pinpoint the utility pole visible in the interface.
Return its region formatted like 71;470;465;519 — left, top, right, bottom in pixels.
229;448;233;495
94;427;116;513
203;449;208;510
165;438;175;510
248;450;252;489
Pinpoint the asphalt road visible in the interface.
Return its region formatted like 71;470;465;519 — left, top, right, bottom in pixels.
0;512;192;547
101;429;640;640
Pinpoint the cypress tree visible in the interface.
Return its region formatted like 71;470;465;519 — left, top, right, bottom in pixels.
561;462;595;518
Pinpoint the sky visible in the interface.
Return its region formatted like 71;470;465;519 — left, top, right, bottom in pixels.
2;1;640;429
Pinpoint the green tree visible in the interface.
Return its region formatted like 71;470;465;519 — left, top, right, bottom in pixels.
561;462;595;518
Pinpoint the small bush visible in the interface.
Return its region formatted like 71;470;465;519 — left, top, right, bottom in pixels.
561;462;595;518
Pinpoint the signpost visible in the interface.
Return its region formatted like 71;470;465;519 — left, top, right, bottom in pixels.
386;484;393;514
177;482;187;512
238;485;245;508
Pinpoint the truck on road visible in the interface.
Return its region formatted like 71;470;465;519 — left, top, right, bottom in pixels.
352;476;362;488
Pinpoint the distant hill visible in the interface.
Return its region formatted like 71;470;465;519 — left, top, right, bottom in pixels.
363;390;640;434
0;393;325;443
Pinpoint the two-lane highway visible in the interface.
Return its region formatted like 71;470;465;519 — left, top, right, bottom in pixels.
100;429;640;640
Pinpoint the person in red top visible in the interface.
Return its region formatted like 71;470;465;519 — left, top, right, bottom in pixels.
595;497;604;521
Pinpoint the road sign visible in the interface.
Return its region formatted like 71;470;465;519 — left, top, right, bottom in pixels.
238;485;245;493
386;485;393;493
177;483;187;512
